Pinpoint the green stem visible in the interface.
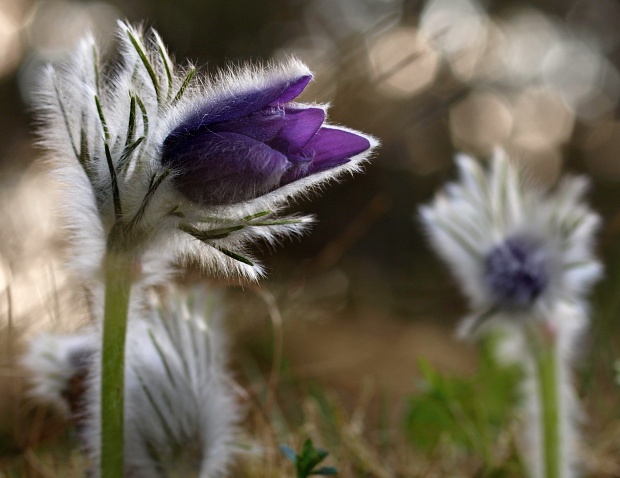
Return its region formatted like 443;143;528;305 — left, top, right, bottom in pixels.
100;251;134;478
529;325;561;478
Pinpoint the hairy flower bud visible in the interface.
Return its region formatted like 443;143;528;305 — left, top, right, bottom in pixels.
162;75;371;205
34;23;377;281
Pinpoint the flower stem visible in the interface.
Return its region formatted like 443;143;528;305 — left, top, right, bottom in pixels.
529;325;561;478
100;251;134;478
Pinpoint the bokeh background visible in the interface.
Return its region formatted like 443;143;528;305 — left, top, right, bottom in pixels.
2;0;620;474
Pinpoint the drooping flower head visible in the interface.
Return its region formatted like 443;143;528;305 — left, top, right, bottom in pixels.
420;150;601;336
34;22;377;283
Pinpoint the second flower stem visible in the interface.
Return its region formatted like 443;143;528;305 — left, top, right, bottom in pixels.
100;251;134;478
529;325;561;478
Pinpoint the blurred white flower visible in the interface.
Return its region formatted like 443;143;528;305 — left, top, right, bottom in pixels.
85;289;239;477
21;332;95;416
23;288;239;476
420;149;601;337
420;149;602;478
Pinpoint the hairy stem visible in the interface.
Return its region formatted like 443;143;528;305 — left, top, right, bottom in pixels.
528;325;561;478
100;250;134;478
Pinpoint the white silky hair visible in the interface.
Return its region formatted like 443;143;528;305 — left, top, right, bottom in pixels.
33;22;378;285
21;332;97;415
85;288;239;477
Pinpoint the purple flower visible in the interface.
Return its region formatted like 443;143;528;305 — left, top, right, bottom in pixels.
162;74;372;205
484;236;549;309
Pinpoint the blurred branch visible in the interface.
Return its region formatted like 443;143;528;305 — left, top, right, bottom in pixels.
303;194;391;277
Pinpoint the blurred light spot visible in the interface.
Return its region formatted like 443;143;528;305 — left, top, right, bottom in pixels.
420;0;487;59
27;0;118;59
0;170;58;256
542;40;607;115
0;254;9;292
20;1;119;105
510;88;574;150
449;19;505;82
0;0;29;77
583;121;620;180
0;169;84;333
449;91;513;155
573;61;620;121
505;143;562;187
369;27;439;98
499;9;562;84
1;0;31;18
305;0;401;39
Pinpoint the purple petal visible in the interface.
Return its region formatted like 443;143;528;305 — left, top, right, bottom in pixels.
162;132;291;205
274;107;325;154
279;127;371;185
270;75;312;105
167;75;313;137
305;128;371;169
202;107;325;155
209;109;288;143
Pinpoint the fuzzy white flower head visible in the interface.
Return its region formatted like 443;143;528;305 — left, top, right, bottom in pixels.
420;149;602;337
34;22;378;283
85;289;239;477
21;332;95;415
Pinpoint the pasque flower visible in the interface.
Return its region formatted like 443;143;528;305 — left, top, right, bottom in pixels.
420;150;602;478
34;21;377;282
33;22;376;477
420;150;601;336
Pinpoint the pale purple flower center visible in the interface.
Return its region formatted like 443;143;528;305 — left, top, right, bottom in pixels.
162;74;371;205
484;237;548;308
